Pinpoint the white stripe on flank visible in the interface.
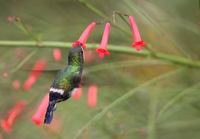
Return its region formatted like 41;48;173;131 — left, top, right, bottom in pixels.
50;87;64;95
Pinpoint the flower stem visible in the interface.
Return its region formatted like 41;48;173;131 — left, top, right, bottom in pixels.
79;0;107;19
73;69;184;139
0;40;200;69
157;81;200;120
147;87;159;139
11;49;38;74
78;0;131;36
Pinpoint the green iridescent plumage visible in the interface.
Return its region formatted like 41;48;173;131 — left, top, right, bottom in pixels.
44;45;84;124
52;46;84;92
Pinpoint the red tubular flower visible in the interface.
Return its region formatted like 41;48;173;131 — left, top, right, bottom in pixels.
72;22;96;49
96;23;111;59
12;80;20;91
1;101;26;133
87;84;98;108
53;48;62;61
32;94;49;126
72;87;82;100
128;16;146;51
23;60;46;91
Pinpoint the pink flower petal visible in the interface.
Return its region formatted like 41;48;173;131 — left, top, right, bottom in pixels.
87;85;98;108
0;120;11;133
98;53;104;59
53;48;62;61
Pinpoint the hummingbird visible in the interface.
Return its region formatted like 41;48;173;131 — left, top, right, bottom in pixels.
44;45;84;124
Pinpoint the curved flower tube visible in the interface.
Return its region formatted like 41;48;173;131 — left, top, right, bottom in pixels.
128;16;146;51
72;22;96;49
96;23;111;59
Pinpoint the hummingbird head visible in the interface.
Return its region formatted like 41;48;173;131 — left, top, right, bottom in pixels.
68;45;84;66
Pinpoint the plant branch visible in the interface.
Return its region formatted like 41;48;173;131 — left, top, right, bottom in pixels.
147;85;160;139
0;40;200;69
85;60;168;75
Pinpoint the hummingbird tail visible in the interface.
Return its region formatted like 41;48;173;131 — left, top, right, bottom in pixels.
44;113;53;124
44;102;56;124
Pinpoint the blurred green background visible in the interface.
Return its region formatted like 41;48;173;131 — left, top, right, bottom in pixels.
0;0;200;139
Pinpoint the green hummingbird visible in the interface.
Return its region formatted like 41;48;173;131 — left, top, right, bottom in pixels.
44;45;84;124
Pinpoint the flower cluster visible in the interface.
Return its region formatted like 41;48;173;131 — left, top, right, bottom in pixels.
1;14;145;131
29;15;144;124
1;101;26;133
72;15;145;59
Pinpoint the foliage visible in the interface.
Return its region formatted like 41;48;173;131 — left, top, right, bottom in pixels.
0;0;200;139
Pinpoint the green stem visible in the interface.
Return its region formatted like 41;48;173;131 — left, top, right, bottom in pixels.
11;49;38;73
114;11;129;24
14;17;40;42
157;81;200;120
79;0;107;19
0;40;200;68
73;69;184;139
78;0;131;36
160;119;200;130
85;60;168;74
147;86;159;139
